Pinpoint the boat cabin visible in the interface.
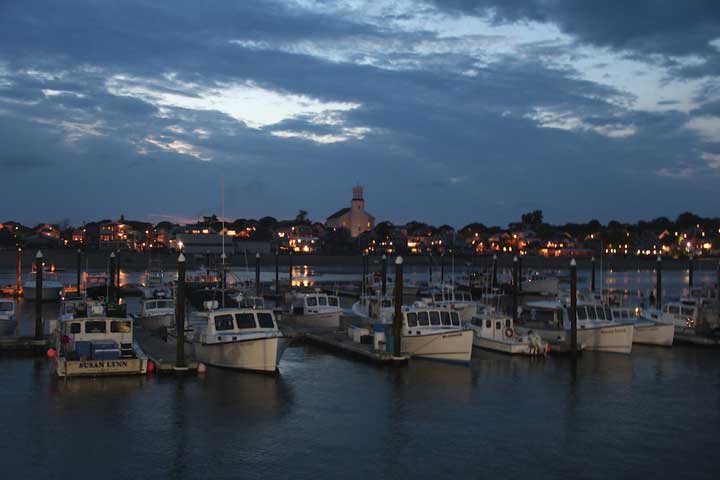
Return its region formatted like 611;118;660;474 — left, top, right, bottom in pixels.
403;308;461;333
471;315;514;340
432;291;474;303
140;298;175;316
662;299;698;328
292;293;340;315
58;316;136;360
237;296;266;309
60;299;106;320
196;308;280;338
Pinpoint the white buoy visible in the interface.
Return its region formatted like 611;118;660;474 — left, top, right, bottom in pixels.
197;362;207;374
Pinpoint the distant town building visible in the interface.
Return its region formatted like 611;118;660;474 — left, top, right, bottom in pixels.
326;185;375;237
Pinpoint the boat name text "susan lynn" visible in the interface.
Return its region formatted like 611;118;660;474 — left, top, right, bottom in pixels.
78;360;130;369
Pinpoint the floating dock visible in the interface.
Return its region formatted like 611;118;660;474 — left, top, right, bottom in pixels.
0;336;49;353
134;329;198;374
282;315;410;366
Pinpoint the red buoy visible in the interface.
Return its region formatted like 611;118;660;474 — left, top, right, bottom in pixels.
46;348;57;358
146;360;156;374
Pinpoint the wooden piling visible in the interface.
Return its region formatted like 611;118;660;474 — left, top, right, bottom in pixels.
688;255;694;288
591;256;596;293
491;253;497;289
512;256;518;323
381;254;388;296
288;251;293;290
656;255;662;309
176;253;186;368
116;249;121;290
275;250;279;295
393;256;404;357
34;251;43;339
440;252;445;284
255;252;261;297
518;255;523;292
76;248;82;295
570;258;578;357
16;246;22;296
361;252;367;296
108;252;116;303
428;253;433;284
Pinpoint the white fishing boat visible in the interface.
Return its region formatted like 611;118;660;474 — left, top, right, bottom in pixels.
644;298;700;334
613;307;674;346
54;314;148;377
426;288;481;323
519;300;634;354
397;305;474;364
189;307;288;373
0;299;16;336
353;300;473;364
468;307;547;355
135;298;175;332
284;292;341;329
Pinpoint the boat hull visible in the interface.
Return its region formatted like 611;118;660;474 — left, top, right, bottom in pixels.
633;322;674;346
56;357;148;377
401;329;473;363
472;333;544;355
194;336;288;372
285;311;340;329
519;324;634;354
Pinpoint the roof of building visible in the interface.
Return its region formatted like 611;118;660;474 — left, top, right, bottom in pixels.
326;207;351;220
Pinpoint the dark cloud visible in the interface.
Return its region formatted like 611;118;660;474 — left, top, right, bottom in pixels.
0;1;718;227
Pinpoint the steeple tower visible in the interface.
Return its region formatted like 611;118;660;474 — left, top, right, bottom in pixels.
352;185;364;212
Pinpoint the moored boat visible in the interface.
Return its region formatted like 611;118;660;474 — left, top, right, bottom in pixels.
189;308;288;373
468;307;548;355
54;313;148;377
283;292;341;329
135;298;175;332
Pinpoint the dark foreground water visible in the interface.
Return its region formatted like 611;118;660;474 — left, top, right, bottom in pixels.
1;344;719;479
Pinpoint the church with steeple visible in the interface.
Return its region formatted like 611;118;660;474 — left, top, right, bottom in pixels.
325;185;375;237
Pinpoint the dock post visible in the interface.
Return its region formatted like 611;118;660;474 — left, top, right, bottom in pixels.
688;255;694;289
518;255;523;292
288;251;293;291
716;261;720;301
361;252;367;296
76;248;82;295
393;256;404;357
591;257;596;292
108;252;116;303
491;253;497;289
16;246;22;296
275;250;279;295
570;258;578;357
656;255;662;309
255;252;261;297
116;249;121;291
381;254;388;296
428;254;432;284
512;256;518;323
34;251;43;339
176;253;186;368
440;252;445;284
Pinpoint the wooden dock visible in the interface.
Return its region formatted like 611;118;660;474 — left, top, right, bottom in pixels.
134;329;198;374
0;336;49;353
281;315;410;366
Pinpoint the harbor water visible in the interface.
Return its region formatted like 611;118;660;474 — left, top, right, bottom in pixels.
1;267;719;479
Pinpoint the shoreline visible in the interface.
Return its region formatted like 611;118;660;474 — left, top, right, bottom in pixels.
0;250;717;272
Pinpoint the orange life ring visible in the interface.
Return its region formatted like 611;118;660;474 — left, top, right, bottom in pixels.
504;327;514;338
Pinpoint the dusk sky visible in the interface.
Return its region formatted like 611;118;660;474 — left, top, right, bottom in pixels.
1;1;719;228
